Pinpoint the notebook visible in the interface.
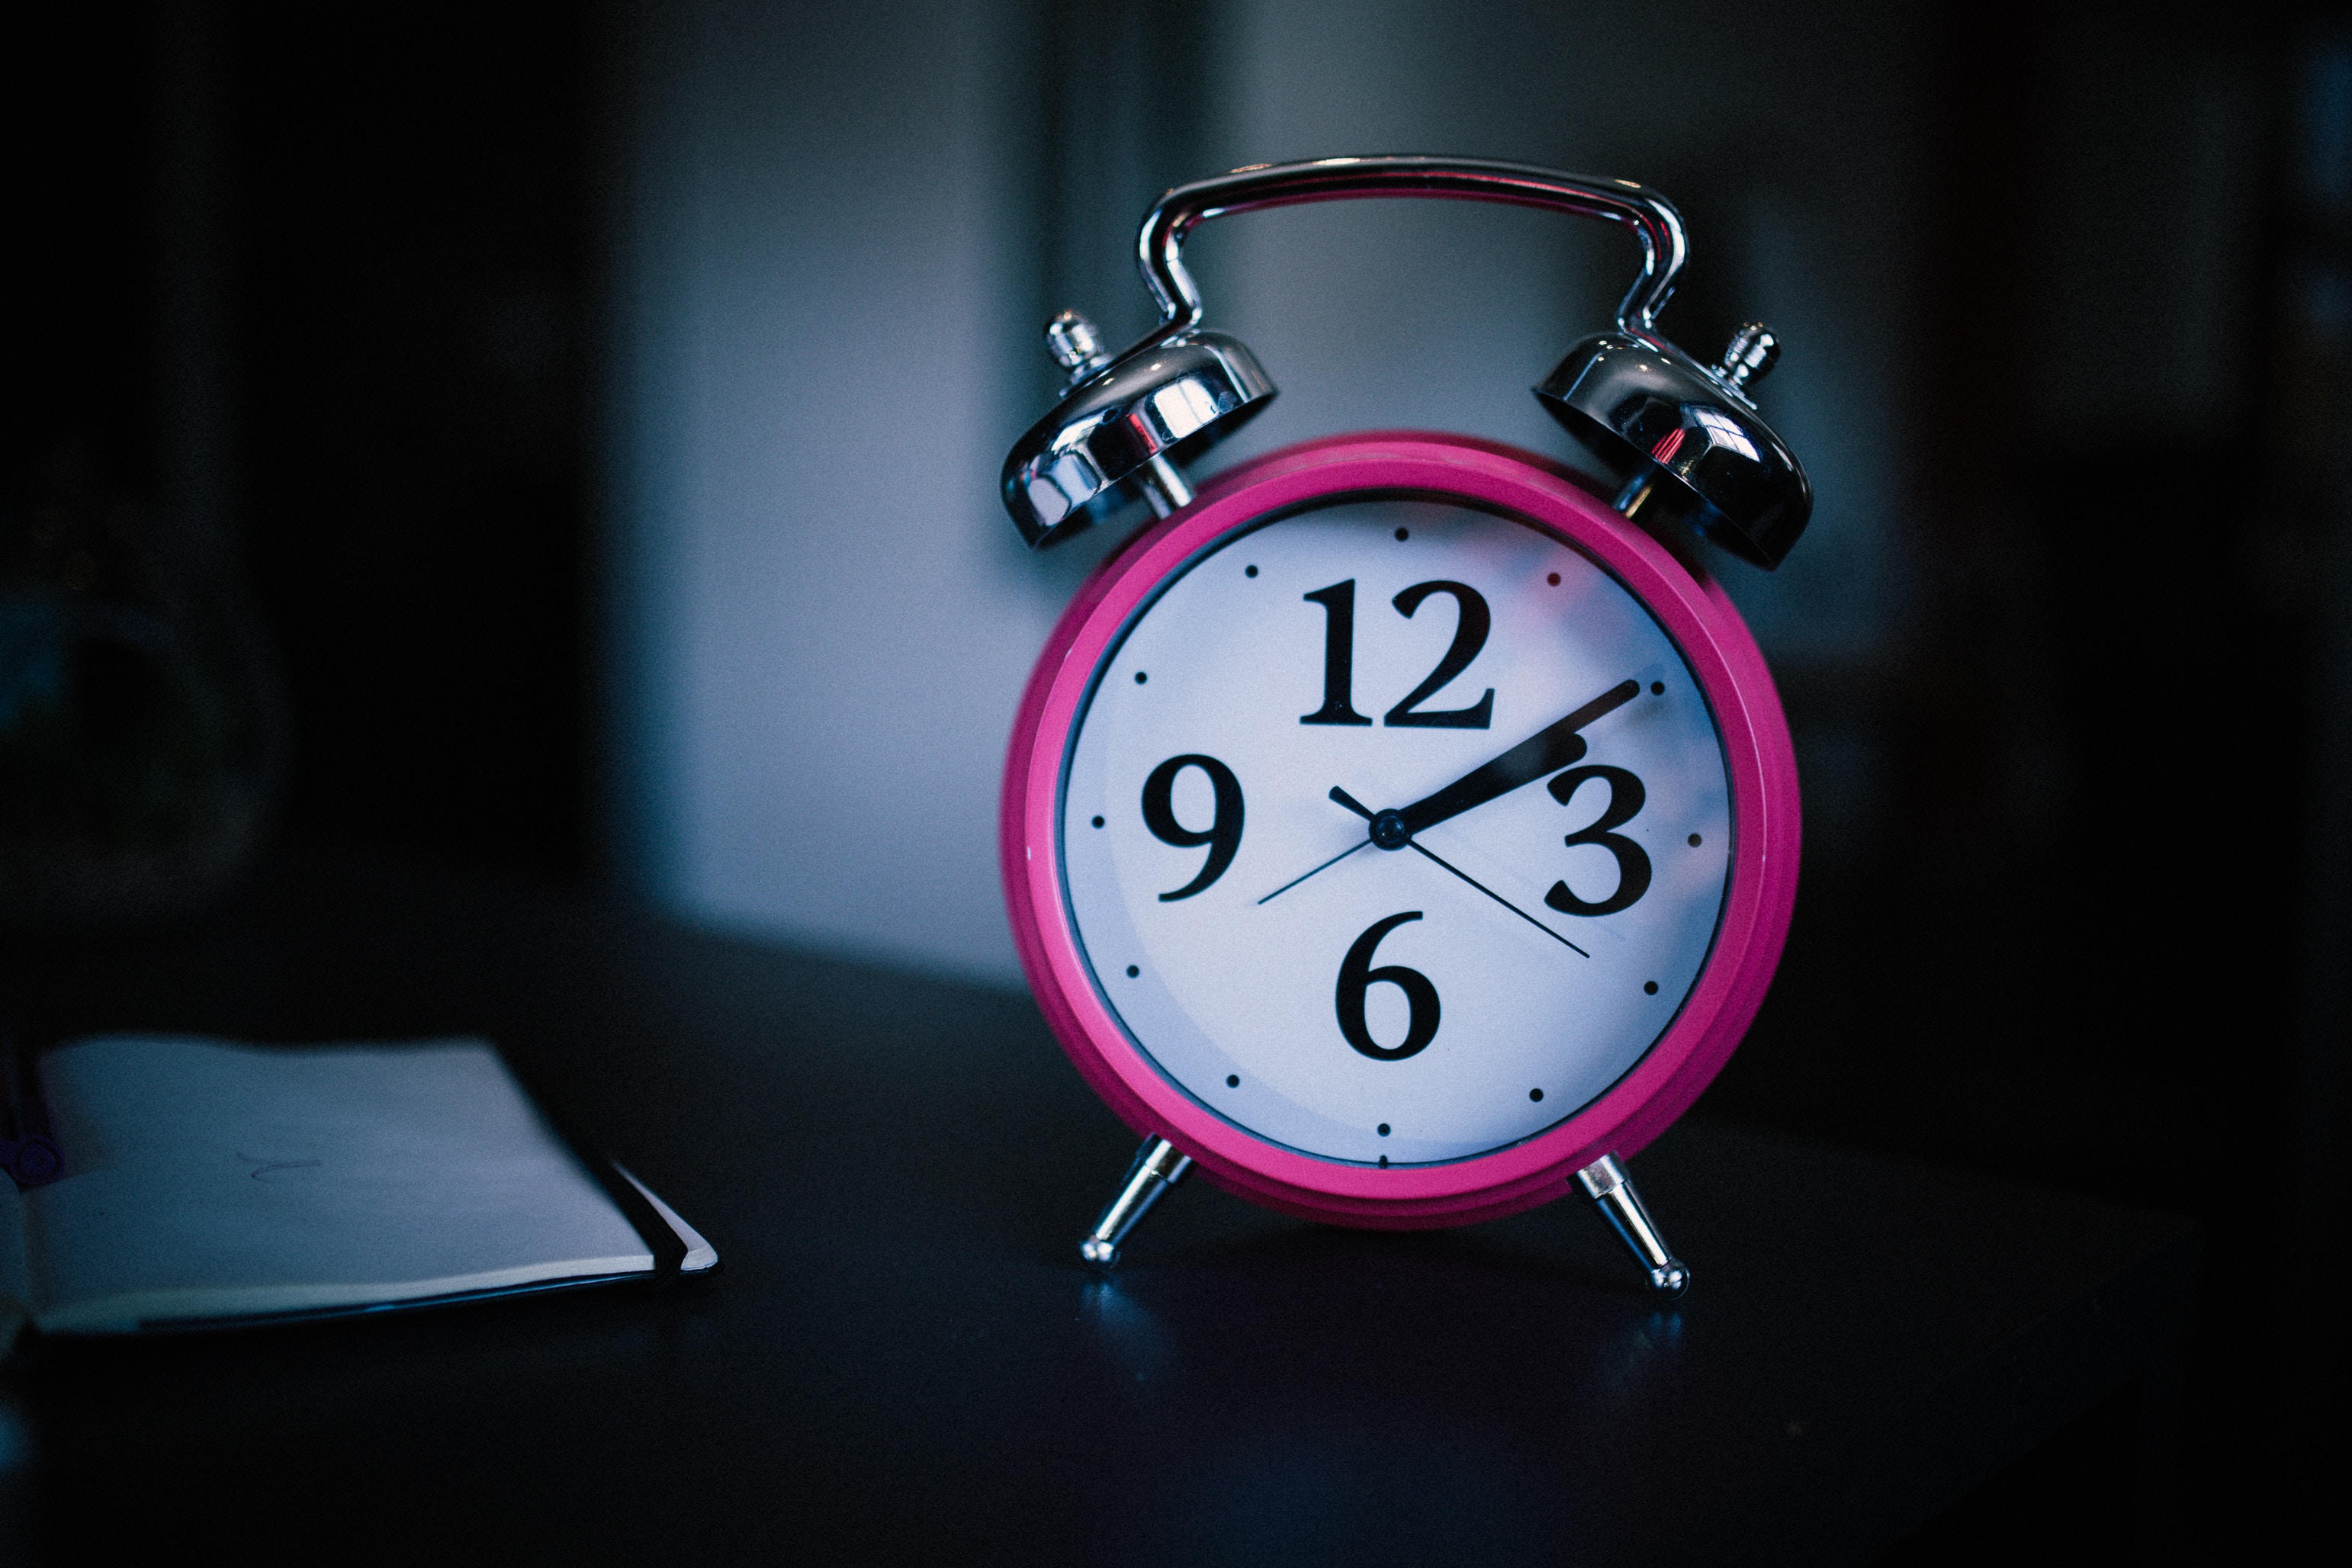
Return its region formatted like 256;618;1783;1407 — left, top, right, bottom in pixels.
0;1033;716;1339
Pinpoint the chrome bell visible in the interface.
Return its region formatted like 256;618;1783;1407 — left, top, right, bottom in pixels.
1003;156;1811;568
1001;309;1275;548
1535;321;1812;569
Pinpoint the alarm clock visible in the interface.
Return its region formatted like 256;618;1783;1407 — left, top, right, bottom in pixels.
998;157;1809;1296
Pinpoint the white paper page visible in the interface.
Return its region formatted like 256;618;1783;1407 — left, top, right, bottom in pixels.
24;1036;656;1332
616;1164;719;1274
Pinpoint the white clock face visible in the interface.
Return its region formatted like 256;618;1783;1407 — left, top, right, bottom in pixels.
1059;496;1733;1168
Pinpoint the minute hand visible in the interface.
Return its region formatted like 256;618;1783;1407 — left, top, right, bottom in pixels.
1395;679;1641;837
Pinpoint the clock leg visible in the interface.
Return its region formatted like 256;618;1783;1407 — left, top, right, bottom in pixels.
1576;1154;1690;1298
1079;1136;1193;1268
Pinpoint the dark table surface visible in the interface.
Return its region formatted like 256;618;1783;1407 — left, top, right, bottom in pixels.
0;854;2196;1565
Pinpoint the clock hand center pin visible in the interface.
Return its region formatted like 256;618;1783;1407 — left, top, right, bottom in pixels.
1329;788;1414;851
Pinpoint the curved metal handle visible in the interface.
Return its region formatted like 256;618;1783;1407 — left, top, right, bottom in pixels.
1133;155;1688;345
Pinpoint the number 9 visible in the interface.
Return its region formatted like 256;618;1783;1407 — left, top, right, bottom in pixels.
1140;754;1245;901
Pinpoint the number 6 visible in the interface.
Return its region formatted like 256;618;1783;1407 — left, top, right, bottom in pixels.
1335;912;1441;1060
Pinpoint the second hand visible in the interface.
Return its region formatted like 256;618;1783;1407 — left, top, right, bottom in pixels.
1329;786;1589;957
1405;841;1589;957
1256;840;1367;905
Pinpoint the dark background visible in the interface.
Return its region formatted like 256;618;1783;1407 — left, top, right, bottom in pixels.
8;0;2349;1557
9;2;596;877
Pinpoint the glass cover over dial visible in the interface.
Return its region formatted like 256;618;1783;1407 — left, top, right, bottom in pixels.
1060;496;1733;1167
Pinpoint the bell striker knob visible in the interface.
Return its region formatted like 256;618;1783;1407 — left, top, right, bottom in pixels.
1001;324;1277;549
1044;310;1110;384
1716;323;1779;395
1533;326;1812;570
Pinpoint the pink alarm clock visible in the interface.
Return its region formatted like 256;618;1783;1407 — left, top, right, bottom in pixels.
999;158;1809;1296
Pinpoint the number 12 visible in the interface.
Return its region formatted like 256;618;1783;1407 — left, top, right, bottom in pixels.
1300;578;1495;729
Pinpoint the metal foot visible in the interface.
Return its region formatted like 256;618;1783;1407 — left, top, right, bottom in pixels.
1576;1153;1688;1298
1080;1136;1192;1269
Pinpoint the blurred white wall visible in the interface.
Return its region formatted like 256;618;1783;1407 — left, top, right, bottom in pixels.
604;0;1062;984
606;0;1926;983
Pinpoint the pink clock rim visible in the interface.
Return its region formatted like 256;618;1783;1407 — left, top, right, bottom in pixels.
1001;432;1800;1227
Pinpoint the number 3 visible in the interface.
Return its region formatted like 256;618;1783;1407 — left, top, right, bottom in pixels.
1544;766;1651;917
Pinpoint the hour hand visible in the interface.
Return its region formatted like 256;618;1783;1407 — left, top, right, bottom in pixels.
1394;679;1640;836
